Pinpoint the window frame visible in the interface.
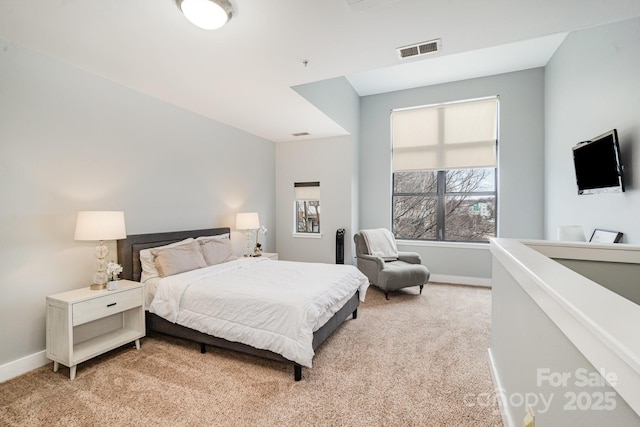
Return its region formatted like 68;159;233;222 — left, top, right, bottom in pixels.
390;96;499;243
295;199;321;234
293;181;321;236
391;169;497;242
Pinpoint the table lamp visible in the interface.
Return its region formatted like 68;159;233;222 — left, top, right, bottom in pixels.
236;212;259;257
74;211;127;289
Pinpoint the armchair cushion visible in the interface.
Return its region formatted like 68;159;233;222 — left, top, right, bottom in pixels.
354;230;430;297
379;260;430;292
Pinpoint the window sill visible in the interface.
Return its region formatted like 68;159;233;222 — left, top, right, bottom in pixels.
291;232;322;239
396;239;490;250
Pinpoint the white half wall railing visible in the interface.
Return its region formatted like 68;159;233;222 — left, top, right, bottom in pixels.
489;238;640;426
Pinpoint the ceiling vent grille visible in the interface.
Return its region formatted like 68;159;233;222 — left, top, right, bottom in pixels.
346;0;400;12
397;39;441;60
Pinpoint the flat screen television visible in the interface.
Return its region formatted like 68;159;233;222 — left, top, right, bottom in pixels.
572;129;624;195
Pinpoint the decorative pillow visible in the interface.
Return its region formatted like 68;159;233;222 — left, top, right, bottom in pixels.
151;240;207;278
195;233;231;242
198;235;237;266
140;238;194;282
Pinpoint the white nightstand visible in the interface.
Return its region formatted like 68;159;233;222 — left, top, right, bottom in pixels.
46;280;145;379
261;252;278;260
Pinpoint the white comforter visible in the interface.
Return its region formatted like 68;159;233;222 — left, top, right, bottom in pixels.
149;257;369;368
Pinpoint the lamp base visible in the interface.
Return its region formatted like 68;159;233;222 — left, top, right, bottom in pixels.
90;283;105;290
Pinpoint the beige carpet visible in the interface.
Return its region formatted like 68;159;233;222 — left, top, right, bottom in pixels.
0;283;502;427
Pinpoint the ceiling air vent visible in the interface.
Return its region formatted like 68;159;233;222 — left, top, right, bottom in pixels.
397;39;441;60
346;0;400;12
292;132;310;137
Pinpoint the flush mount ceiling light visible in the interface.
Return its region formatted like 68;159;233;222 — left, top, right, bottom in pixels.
178;0;233;30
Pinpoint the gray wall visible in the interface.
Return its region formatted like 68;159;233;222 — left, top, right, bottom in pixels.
0;39;275;367
491;258;639;426
555;259;640;305
275;77;360;264
545;17;640;243
275;135;355;263
359;69;546;280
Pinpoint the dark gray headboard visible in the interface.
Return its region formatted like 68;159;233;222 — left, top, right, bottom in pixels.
116;227;231;282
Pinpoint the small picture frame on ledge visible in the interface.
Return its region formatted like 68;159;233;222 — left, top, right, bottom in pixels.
589;229;623;244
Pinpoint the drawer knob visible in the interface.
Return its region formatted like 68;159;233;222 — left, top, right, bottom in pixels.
107;302;117;307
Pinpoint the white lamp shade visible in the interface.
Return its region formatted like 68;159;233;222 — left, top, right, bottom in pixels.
74;211;127;241
557;225;586;242
236;212;260;230
179;0;232;30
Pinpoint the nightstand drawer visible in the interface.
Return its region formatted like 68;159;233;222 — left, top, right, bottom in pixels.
73;288;143;326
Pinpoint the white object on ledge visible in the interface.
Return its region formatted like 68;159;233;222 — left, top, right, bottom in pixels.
557;225;586;242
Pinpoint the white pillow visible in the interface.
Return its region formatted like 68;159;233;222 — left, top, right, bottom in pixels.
140;238;194;283
151;240;207;277
199;237;237;266
195;233;231;242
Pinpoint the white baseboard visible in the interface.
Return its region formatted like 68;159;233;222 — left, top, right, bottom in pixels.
488;348;515;427
0;350;49;383
429;273;492;288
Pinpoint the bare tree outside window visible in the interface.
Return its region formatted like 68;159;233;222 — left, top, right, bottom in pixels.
296;200;320;233
393;168;496;242
393;171;438;239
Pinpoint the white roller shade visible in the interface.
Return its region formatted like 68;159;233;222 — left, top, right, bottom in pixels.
392;97;498;172
294;182;320;200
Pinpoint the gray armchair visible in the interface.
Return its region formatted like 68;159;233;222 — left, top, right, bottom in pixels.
354;229;430;300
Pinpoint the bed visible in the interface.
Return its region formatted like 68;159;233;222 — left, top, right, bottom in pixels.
116;227;368;380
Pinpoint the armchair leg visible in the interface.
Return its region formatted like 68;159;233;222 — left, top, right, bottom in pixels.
385;291;390;300
419;285;424;295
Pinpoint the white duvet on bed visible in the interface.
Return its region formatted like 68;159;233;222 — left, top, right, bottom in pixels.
148;257;369;368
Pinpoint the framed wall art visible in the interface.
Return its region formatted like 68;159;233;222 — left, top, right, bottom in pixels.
589;229;623;243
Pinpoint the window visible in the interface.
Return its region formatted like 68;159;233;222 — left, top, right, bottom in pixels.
391;97;498;242
294;182;320;233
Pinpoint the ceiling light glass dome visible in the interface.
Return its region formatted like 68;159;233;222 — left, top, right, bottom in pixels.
178;0;233;30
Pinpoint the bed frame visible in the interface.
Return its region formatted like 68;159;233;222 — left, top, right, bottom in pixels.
116;227;359;381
